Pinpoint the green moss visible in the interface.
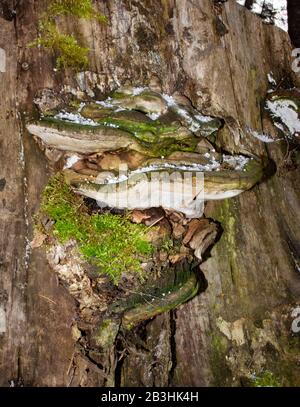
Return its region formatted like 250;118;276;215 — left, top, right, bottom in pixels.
38;116;199;157
150;137;199;157
69;99;82;110
251;370;281;387
97;117;179;143
99;117;158;143
81;104;115;119
224;200;237;263
215;198;238;268
94;318;120;349
39;173;153;284
160;237;174;252
111;91;131;99
40;116;104;131
99;117;159;134
210;334;232;386
31;21;89;70
49;0;107;23
30;0;107;70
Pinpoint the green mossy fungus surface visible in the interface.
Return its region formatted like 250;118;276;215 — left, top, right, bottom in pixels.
98;117;199;155
30;0;107;70
97;117;178;143
121;272;199;330
39;117;199;157
96;256;200;331
40;174;153;284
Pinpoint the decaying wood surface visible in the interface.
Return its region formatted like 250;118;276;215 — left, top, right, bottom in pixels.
0;0;299;386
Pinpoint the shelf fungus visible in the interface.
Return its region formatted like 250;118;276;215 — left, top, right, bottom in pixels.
120;269;200;331
92;260;202;349
30;86;267;351
64;156;263;218
27;86;265;217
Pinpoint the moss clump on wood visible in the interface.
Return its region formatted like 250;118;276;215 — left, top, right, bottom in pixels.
30;0;107;70
31;21;90;70
49;0;107;23
251;370;281;387
39;173;153;284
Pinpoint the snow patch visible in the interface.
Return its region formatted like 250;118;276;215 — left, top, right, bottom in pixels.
100;121;120;129
266;99;300;135
162;93;176;107
132;87;147;96
64;155;81;169
267;72;277;86
95;98;114;108
162;94;214;132
100;155;251;185
54;111;99;126
194;114;214;123
223;154;250;170
147;112;161;121
251;130;276;143
78;102;86;113
235;0;288;31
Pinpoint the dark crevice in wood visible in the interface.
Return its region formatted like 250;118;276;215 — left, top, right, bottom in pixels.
168;309;177;386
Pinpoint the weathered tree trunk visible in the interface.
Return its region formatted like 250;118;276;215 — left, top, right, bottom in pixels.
0;0;300;387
